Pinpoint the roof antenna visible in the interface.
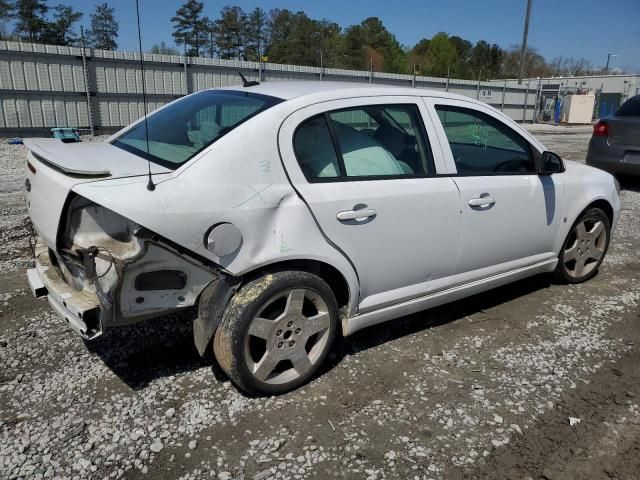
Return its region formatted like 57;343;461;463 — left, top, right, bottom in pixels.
239;71;260;87
135;0;155;191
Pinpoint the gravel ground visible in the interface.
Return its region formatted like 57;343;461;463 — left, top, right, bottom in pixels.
1;126;639;480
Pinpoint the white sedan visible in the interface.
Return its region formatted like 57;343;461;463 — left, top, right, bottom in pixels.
25;81;620;395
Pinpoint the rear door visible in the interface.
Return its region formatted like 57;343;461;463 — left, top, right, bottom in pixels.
279;96;460;313
425;98;564;284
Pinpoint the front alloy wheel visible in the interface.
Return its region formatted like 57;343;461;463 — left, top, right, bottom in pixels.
556;207;610;283
214;271;337;395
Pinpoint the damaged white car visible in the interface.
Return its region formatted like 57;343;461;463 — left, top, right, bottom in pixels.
25;81;621;395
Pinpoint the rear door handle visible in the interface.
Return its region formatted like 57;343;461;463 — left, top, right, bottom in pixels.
468;196;495;207
336;208;377;221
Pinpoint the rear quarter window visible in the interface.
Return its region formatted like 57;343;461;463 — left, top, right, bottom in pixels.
112;90;281;169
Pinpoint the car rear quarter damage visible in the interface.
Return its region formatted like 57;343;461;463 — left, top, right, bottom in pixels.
29;194;220;339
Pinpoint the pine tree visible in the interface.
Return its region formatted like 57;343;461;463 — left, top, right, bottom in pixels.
171;0;207;57
88;3;118;50
244;7;266;61
213;6;246;60
13;0;48;42
43;4;83;46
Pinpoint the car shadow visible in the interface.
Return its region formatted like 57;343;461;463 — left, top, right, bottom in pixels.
618;175;640;192
319;273;553;378
85;308;227;390
86;273;554;393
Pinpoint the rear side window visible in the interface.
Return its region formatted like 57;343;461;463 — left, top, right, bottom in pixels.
616;95;640;117
112;90;281;169
293;104;434;181
435;105;534;175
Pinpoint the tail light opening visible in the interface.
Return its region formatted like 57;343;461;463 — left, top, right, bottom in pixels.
593;121;609;138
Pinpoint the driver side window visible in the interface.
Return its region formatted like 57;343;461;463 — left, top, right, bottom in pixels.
435;105;534;175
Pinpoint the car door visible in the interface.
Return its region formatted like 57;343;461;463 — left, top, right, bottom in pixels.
278;96;460;313
425;98;564;284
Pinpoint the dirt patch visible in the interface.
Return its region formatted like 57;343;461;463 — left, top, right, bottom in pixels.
456;314;640;480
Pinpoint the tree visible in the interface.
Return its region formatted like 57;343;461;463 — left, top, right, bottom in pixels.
88;3;118;50
171;0;207;56
408;38;430;74
43;4;82;46
213;5;246;59
425;32;457;77
149;41;179;56
0;0;15;39
550;56;593;76
265;9;342;67
449;35;472;77
469;40;503;80
13;0;48;42
244;7;267;61
502;45;551;78
342;17;407;72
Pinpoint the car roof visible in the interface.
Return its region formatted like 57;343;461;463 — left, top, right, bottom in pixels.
217;80;478;104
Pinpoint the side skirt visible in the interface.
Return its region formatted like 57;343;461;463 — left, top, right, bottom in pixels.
342;258;557;336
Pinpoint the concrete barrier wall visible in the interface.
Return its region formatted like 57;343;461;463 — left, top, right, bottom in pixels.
0;41;537;133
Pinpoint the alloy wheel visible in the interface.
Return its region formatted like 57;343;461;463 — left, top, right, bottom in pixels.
243;288;332;385
562;218;607;279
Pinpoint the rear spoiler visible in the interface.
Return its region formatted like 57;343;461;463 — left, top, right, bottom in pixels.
24;138;111;176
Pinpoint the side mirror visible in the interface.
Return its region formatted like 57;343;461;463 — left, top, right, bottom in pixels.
536;151;565;175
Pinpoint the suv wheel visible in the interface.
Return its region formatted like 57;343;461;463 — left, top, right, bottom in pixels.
555;207;611;283
213;271;338;395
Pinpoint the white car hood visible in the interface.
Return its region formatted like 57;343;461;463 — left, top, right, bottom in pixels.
24;138;172;177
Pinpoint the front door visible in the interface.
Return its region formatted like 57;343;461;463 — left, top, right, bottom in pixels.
279;96;460;313
429;100;564;283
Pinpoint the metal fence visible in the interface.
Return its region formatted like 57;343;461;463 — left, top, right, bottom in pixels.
0;41;536;134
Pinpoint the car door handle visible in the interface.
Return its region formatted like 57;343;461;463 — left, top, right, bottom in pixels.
468;196;495;207
336;208;377;221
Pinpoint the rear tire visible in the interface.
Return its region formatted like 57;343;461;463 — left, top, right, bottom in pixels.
554;207;610;284
213;271;338;396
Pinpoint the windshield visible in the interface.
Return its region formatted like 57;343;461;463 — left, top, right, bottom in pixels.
112;90;282;169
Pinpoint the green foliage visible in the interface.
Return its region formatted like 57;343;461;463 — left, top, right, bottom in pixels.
88;3;118;50
0;0;14;22
213;5;246;59
266;9;341;67
6;2;595;79
244;7;267;61
171;0;207;56
13;0;48;42
42;4;82;46
342;17;407;72
425;32;457;77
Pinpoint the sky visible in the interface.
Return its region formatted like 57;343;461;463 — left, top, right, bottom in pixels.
8;0;640;73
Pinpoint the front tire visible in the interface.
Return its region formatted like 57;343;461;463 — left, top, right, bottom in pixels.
213;271;338;395
555;207;611;283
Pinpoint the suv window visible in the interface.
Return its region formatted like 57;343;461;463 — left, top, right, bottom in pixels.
616;95;640;117
293;104;434;181
435;105;534;175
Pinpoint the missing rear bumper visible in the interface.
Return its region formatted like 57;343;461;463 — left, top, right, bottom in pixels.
28;243;103;340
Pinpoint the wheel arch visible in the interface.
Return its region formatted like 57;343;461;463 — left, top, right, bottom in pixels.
241;258;352;314
582;199;614;225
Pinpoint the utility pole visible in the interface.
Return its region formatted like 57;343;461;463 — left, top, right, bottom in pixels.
518;0;532;85
605;53;617;74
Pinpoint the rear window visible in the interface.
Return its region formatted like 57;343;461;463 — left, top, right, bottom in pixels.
112;90;282;169
616;95;640;117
